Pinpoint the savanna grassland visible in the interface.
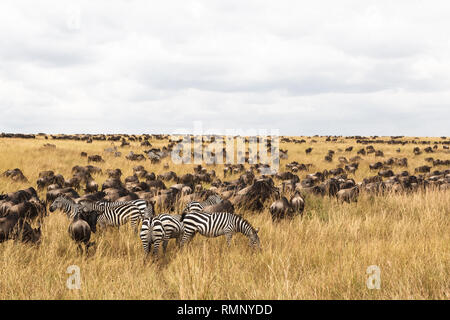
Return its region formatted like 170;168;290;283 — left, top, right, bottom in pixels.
0;135;449;299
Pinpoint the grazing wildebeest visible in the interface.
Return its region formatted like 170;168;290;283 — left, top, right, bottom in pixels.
88;155;104;163
202;199;235;214
378;170;394;178
336;186;359;203
269;197;293;221
0;213;41;244
2;187;38;204
1;168;28;182
415;166;431;173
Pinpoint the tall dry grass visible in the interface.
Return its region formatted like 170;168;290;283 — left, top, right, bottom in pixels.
0;136;449;299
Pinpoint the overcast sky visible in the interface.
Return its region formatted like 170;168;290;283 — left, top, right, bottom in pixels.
0;0;449;136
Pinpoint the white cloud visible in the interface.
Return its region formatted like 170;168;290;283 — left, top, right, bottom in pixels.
0;0;449;136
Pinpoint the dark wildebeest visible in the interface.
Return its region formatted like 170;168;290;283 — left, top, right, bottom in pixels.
203;199;235;214
68;210;99;255
378;170;394;178
336;186;359;203
415;166;431;173
270;196;293;221
290;192;305;215
0;213;41;244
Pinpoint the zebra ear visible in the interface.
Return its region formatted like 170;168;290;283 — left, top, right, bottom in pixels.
255;228;259;234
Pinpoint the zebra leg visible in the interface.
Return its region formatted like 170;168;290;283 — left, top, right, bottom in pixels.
162;235;170;253
179;230;195;248
225;233;233;247
152;240;161;258
131;218;139;234
142;236;150;256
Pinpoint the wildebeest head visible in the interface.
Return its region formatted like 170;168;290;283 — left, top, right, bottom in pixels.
14;220;42;244
76;209;99;233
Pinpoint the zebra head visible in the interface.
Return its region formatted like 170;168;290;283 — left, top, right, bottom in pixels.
249;227;261;250
49;195;71;212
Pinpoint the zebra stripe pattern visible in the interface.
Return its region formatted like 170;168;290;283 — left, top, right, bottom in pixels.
80;201;143;232
95;199;153;219
49;196;82;219
139;216;165;256
182;194;223;214
140;214;183;255
180;211;260;249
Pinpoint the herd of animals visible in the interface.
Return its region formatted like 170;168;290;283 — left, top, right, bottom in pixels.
0;134;449;259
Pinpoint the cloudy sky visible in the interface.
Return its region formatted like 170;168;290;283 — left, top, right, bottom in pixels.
0;0;449;136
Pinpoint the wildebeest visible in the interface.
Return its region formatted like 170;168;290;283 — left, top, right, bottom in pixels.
269;195;304;222
68;210;99;255
203;199;235;214
336;186;359;203
415;166;431;173
0;213;41;244
1;168;28;182
88;155;104;163
378;170;394;178
290;192;305;215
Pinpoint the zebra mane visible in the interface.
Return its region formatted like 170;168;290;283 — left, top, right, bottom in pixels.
201;194;222;206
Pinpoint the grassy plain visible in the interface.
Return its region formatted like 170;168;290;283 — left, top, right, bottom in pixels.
0;136;448;299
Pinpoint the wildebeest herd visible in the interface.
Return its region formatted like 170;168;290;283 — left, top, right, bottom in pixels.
0;134;449;260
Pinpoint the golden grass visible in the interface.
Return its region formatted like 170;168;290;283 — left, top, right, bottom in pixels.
0;136;449;299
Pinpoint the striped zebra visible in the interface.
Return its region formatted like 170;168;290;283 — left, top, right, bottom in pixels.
95;199;153;220
79;200;143;233
139;215;165;257
49;196;82;219
182;194;223;214
139;214;183;256
179;211;260;249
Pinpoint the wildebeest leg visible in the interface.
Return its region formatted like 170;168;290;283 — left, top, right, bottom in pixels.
86;241;96;255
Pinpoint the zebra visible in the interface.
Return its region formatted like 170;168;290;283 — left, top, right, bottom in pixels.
79;200;143;233
182;194;223;214
94;199;153;220
49;196;82;219
140;214;183;255
179;211;260;249
139;215;165;257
